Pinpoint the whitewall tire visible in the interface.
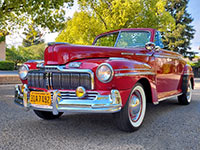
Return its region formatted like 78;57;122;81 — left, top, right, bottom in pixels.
114;83;146;132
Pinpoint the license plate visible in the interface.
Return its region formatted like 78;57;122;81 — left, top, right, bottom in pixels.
30;91;51;106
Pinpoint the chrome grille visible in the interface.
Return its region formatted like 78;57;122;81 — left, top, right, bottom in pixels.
28;70;92;90
28;71;46;88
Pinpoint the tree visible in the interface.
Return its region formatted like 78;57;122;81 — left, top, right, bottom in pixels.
56;11;105;45
6;46;25;68
6;43;46;68
22;24;44;47
56;0;175;45
0;0;73;34
164;0;195;55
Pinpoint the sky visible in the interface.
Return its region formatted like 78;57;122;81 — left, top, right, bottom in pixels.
187;0;200;52
6;0;200;53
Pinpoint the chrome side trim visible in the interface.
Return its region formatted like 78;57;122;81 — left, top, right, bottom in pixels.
154;54;181;59
135;53;152;56
115;72;155;77
158;93;182;102
121;52;134;55
109;57;126;60
114;68;151;71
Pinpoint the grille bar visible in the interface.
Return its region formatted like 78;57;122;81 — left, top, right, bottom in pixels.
60;91;99;100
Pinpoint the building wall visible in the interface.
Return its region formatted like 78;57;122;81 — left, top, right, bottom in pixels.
0;41;6;61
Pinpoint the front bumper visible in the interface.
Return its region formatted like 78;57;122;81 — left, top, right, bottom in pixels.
14;85;122;115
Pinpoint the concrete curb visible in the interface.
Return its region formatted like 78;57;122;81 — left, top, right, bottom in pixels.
0;75;21;84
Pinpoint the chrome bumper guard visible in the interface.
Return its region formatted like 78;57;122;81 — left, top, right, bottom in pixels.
14;85;122;114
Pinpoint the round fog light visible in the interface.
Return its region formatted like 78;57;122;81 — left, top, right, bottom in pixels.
76;86;86;98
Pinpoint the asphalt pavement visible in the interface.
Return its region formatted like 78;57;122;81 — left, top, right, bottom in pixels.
0;79;199;150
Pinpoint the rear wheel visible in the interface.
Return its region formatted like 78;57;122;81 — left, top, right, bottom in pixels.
114;83;146;132
178;80;192;105
33;110;63;120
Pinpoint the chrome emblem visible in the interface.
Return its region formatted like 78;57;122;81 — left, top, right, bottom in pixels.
69;62;82;68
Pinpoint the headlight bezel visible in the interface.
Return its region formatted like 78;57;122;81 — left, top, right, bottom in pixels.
18;64;29;80
96;63;114;83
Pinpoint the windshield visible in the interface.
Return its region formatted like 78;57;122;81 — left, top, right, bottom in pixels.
94;31;151;48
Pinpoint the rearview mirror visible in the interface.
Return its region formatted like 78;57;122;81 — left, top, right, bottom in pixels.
145;42;155;51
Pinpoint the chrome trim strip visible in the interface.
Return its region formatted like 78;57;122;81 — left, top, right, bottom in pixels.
114;68;151;71
109;57;126;60
154;54;181;59
158;93;182;102
121;52;134;55
135;53;152;56
115;72;155;77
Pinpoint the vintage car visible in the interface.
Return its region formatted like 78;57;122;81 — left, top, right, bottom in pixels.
15;28;194;132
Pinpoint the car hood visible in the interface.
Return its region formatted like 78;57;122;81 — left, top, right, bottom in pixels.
44;44;143;65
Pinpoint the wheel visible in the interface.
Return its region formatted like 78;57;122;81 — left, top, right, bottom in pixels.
178;80;192;105
113;83;146;132
33;110;63;120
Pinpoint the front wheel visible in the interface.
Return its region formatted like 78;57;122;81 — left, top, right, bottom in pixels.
114;83;146;132
178;80;192;105
33;110;63;120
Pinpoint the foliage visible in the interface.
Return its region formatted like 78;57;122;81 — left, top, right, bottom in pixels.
0;36;5;42
0;0;73;34
189;61;200;68
6;46;24;68
6;43;46;68
164;0;195;55
56;0;175;45
56;11;105;45
22;24;44;47
0;61;14;70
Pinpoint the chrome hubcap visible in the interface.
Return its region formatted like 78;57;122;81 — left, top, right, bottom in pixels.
129;90;142;122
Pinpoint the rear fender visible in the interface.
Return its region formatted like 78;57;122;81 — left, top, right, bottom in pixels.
181;64;194;93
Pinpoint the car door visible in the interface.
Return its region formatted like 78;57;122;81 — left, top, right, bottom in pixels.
153;31;181;99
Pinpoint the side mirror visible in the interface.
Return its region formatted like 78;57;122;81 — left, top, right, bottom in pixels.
145;42;155;51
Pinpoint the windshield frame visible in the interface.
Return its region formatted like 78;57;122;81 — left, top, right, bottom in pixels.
93;30;152;48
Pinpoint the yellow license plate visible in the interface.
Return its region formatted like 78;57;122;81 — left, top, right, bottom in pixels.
30;91;51;106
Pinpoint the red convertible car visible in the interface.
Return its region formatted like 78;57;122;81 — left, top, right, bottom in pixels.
15;28;194;132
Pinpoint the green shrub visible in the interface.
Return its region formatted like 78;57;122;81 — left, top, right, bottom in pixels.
0;61;14;70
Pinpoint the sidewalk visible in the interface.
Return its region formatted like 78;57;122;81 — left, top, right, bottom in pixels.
0;71;20;84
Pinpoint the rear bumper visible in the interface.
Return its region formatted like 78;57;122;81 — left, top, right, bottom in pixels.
14;85;122;114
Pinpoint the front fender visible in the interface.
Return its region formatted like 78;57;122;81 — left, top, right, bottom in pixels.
96;58;157;106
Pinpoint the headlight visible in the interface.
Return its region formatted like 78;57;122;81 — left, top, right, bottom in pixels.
18;64;29;80
96;63;114;83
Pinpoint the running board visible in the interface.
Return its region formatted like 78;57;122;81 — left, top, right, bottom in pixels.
153;93;182;105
